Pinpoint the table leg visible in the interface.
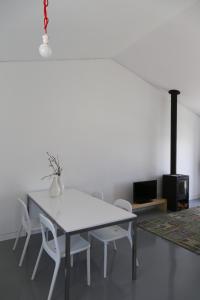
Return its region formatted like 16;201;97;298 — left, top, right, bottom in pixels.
132;220;137;280
65;233;71;300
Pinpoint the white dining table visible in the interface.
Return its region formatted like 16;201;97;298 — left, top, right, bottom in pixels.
27;188;137;300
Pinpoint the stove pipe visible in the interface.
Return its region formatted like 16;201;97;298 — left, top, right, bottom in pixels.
168;89;180;175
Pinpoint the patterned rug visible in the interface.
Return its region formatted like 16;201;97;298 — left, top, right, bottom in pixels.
139;207;200;254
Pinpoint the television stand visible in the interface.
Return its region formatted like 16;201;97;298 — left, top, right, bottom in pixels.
132;198;167;213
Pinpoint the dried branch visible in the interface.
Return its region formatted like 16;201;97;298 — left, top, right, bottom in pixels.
42;152;63;180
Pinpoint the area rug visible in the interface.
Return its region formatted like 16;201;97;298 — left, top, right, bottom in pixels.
138;207;200;254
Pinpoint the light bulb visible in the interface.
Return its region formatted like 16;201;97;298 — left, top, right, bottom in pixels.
39;34;52;58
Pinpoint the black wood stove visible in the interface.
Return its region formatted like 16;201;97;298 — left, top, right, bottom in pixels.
162;90;189;211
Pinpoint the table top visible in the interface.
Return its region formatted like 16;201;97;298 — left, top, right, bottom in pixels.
28;189;136;233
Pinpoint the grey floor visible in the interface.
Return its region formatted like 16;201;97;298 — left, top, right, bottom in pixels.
1;199;200;300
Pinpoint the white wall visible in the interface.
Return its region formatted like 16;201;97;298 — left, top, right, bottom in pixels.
0;59;199;240
177;104;200;199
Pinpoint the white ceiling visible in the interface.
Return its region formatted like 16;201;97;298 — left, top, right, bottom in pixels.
116;1;200;115
0;0;197;60
1;0;200;114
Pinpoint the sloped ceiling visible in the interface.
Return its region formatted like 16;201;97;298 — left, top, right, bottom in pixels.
1;0;200;114
116;0;200;115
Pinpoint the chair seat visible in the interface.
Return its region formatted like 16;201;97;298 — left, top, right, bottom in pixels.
22;218;40;233
90;225;128;243
31;217;58;232
30;219;41;231
48;234;90;257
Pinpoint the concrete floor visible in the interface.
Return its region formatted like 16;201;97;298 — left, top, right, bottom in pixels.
1;200;200;300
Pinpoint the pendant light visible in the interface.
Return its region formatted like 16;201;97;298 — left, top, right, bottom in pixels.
39;0;52;58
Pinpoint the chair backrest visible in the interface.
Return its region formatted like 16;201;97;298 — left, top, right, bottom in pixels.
39;214;60;261
114;199;132;212
18;198;31;233
114;199;133;239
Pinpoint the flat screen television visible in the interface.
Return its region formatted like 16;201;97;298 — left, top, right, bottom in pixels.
133;180;157;204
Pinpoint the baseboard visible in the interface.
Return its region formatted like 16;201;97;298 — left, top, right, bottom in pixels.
0;232;18;242
0;229;41;242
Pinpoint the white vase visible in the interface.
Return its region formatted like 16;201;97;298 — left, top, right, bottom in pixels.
49;175;61;197
58;175;65;195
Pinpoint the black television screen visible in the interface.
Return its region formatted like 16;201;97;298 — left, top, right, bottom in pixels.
133;180;157;204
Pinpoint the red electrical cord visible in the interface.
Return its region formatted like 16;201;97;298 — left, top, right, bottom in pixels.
43;0;49;33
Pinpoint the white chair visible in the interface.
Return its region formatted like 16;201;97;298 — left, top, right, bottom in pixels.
71;191;104;268
13;198;40;267
89;199;137;278
31;214;91;300
92;191;104;201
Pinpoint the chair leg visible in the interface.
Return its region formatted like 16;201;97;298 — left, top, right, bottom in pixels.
47;261;60;300
87;247;91;286
13;224;22;251
31;245;43;280
104;243;108;278
128;235;133;248
127;236;139;267
19;232;31;267
70;255;74;267
113;241;117;251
